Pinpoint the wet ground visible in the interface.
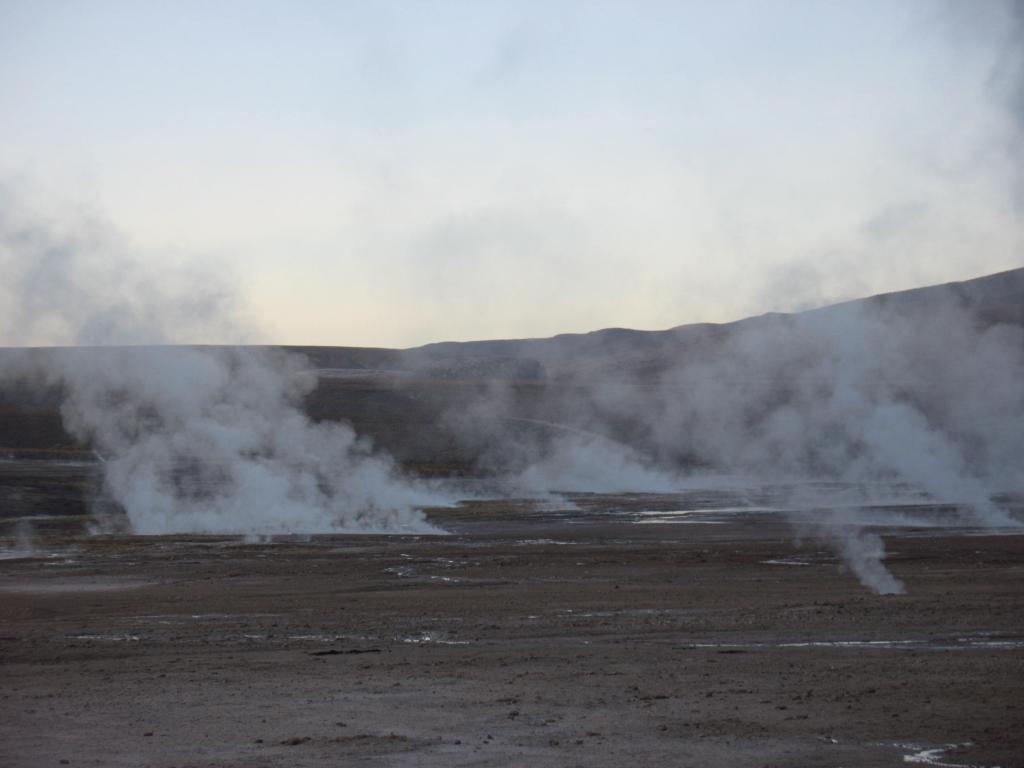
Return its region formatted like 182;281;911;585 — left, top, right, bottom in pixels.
1;462;1023;767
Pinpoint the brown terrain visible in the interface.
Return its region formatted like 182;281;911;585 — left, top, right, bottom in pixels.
1;490;1023;767
2;268;1023;767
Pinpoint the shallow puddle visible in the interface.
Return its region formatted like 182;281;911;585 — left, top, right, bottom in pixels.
681;636;1024;652
0;578;151;593
400;631;469;645
897;742;982;767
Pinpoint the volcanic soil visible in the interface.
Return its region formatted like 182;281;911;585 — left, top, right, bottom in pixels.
2;495;1023;768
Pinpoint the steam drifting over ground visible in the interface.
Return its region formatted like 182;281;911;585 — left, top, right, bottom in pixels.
0;191;448;535
419;274;1024;593
23;346;446;535
2;188;1023;591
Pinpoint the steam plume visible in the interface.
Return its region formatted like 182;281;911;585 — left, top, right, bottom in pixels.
426;274;1024;593
0;189;446;535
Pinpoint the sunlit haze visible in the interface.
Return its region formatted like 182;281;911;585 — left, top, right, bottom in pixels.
1;0;1021;347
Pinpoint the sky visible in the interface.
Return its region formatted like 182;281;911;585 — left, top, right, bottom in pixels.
1;0;1021;348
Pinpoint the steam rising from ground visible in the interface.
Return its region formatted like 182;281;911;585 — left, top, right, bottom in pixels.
0;191;446;535
510;435;677;495
657;303;1024;507
2;187;1022;590
797;518;905;596
41;346;444;534
436;287;1024;593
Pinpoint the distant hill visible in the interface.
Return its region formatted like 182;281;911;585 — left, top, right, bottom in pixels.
2;267;1022;473
389;266;1024;382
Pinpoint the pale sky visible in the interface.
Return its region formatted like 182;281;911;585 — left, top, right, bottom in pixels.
1;0;1021;347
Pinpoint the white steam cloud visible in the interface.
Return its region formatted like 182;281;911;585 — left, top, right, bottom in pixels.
428;277;1024;593
0;189;447;535
2;184;1021;592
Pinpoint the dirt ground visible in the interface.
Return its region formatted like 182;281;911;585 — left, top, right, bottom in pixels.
2;498;1023;768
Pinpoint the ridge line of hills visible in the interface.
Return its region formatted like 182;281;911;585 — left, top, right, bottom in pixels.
1;266;1021;472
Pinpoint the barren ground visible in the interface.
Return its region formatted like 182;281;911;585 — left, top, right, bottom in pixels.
2;482;1023;768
